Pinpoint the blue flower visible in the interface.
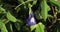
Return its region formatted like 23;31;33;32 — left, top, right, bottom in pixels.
27;12;36;26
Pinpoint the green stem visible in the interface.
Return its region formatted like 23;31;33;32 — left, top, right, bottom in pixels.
15;0;33;9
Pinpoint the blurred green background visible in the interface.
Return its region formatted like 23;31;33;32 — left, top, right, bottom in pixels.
0;0;60;32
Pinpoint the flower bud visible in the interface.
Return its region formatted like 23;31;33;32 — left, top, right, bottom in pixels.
27;12;36;26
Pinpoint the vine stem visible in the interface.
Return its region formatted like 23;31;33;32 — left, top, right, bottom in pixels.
15;0;33;9
48;4;57;29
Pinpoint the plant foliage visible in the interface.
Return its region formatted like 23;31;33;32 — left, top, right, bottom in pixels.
0;0;60;32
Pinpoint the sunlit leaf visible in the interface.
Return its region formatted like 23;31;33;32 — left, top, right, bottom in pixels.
30;24;37;31
0;6;6;13
50;0;60;7
0;22;8;32
41;0;50;21
35;22;45;32
32;0;37;5
6;12;17;22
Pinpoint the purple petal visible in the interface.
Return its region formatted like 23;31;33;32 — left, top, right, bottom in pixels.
27;12;36;26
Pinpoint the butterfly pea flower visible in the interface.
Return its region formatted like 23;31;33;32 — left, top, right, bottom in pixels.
27;11;36;26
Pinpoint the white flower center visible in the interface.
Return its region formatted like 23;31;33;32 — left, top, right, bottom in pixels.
30;17;35;22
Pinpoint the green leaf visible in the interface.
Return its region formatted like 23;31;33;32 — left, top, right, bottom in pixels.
50;0;60;7
30;24;37;31
57;29;59;32
6;12;17;22
9;23;13;32
32;0;37;5
41;0;50;21
35;22;45;32
0;19;9;24
0;22;8;32
0;6;6;13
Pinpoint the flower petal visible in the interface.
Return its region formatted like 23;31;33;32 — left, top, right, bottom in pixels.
27;12;36;26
